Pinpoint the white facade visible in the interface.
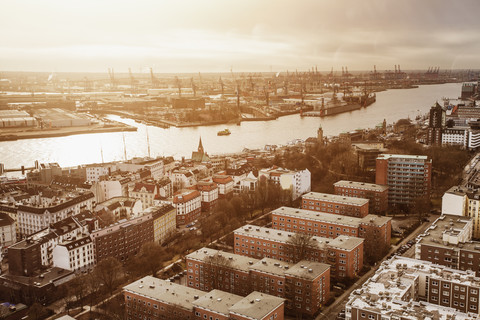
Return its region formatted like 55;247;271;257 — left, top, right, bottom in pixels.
469;130;480;149
86;164;116;183
467;193;480;239
0;214;16;256
442;128;468;146
117;158;164;180
91;180;123;203
17;192;95;237
52;236;94;271
260;167;311;200
441;187;467;216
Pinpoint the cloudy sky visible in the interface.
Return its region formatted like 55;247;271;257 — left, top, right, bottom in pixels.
1;0;479;73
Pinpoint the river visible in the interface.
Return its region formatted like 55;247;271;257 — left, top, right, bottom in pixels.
0;83;461;172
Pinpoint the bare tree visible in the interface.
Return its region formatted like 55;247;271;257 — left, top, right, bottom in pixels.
202;253;233;291
285;233;316;263
95;256;122;296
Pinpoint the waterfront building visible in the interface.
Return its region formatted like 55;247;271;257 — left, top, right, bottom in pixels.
234;224;363;278
375;154;432;207
26;162;63;185
415;214;480;277
16;190;95;237
123;276;285;320
427;102;446;146
345;256;480;319
301;192;369;218
334;180;388;214
186;247;330;317
86;163;117;183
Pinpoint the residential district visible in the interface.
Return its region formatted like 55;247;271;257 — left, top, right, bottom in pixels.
0;80;480;320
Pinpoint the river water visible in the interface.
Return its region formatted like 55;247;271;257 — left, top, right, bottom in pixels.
0;83;461;171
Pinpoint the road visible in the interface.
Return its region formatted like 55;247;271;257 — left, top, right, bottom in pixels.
315;217;433;320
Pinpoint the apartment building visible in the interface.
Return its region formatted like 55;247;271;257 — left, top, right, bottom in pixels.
345;256;480;319
415;215;480;277
334;180;388;214
8;211;96;276
0;212;16;254
196;179;219;212
130;182;158;210
123;276;285;320
86;163;116;183
186;248;330;317
94;197;143;220
376;154;432;206
144;204;176;244
258;167;311;200
172;189;202;226
90;213;154;263
213;174;234;199
270;207;391;251
301;192;369;218
234;225;363;278
52;236;94;271
16;191;95;237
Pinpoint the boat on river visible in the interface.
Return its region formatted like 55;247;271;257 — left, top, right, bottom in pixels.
217;128;231;136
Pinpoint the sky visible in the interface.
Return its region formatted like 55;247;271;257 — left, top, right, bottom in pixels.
1;0;479;73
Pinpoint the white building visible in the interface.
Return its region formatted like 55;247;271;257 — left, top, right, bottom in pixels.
52;236;94;271
258;167;311;200
0;212;16;258
442;127;468;146
86;163;116;183
17;191;95;237
442;186;468;216
130;182;158;210
117;157;164;180
94;197;143;219
233;171;258;195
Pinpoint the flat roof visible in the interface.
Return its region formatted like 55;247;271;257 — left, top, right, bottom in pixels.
377;153;428;161
186;248;257;273
123;276;204;311
284;260;330;280
272;207;391;227
235;225;363;251
334;180;389;192
250;258;294;277
229;291;284;320
302;192;369;206
192;289;243;316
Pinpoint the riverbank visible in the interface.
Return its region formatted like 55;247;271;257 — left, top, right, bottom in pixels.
0;122;137;141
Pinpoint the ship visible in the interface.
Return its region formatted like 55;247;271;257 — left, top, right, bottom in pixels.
217;128;231;136
301;92;376;117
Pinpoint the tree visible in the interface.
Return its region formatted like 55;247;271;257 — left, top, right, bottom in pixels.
27;303;47;320
95;256;122;296
412;196;431;223
68;275;88;310
202;252;233;291
285;233;316;263
363;228;389;265
132;242;170;277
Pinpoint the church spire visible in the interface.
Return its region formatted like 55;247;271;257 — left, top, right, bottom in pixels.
198;137;204;154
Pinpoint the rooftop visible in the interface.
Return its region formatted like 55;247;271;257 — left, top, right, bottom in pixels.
346;256;480;320
302;192;369;206
235;225;363;251
334;180;389;192
228;291;284;320
123;276;204;311
186;248;258;273
377;153;429;161
192;290;243;316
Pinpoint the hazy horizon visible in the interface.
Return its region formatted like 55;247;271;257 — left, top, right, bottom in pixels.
1;0;480;73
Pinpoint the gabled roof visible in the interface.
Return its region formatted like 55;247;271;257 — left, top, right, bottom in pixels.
132;183;156;193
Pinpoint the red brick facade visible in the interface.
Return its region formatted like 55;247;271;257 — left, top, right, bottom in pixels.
302;192;369;218
334;180;388;215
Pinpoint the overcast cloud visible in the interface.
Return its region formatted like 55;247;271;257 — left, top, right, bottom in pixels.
1;0;479;73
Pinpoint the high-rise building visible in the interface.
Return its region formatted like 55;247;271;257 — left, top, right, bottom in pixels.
376;154;432;207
